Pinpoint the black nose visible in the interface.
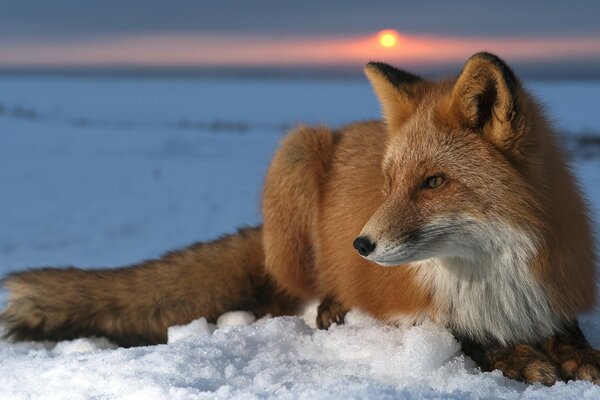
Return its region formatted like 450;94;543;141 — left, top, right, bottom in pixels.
353;236;376;257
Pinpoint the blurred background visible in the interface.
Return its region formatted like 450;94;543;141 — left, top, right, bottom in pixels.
0;0;598;273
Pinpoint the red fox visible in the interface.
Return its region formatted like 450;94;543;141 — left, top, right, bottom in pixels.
2;52;598;385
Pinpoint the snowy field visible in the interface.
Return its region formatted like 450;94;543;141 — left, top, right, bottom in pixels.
0;76;599;399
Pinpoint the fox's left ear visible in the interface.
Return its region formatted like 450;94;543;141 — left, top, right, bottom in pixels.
451;52;526;153
364;62;423;128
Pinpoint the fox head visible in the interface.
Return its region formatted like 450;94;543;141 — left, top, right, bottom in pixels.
355;52;546;268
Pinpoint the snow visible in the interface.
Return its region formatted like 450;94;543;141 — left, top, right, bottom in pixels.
216;311;258;329
168;318;213;344
0;76;599;399
168;312;257;344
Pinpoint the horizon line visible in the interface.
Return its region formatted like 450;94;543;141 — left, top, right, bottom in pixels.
1;63;600;81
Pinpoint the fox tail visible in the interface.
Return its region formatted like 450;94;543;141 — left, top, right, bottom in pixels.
1;226;298;346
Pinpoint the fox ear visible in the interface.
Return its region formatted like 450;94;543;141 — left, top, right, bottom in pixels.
364;62;423;128
450;52;525;153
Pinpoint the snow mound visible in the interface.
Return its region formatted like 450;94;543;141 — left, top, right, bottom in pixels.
2;312;599;399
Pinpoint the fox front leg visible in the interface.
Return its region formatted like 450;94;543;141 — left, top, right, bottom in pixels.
456;322;600;385
457;334;559;385
539;322;600;384
316;296;348;330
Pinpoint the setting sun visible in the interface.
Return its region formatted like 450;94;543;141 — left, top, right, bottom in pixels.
378;29;399;48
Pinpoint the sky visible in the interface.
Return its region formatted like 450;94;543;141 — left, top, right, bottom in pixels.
1;0;600;79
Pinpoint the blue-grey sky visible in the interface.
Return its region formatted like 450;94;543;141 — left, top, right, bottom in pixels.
1;1;599;78
1;0;599;40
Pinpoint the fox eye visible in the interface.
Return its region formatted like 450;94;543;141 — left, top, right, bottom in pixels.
422;174;446;189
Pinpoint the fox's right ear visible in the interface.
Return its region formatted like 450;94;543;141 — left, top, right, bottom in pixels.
364;62;423;128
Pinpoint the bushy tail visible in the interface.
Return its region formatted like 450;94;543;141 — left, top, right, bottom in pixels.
1;226;298;347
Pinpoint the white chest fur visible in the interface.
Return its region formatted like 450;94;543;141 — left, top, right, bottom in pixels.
414;222;562;344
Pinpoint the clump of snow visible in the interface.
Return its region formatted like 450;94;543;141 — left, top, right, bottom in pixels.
52;337;117;355
168;312;257;345
167;318;214;344
299;299;320;329
216;311;256;328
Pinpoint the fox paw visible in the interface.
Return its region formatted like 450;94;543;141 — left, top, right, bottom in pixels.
459;323;600;385
542;337;600;384
316;296;348;330
488;344;559;386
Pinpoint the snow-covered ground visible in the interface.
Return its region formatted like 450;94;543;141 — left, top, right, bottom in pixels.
0;76;599;399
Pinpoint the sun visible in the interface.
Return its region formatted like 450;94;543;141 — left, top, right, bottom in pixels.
377;29;399;48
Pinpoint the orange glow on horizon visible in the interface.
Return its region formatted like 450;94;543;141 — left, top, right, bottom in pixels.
378;30;400;48
0;33;599;68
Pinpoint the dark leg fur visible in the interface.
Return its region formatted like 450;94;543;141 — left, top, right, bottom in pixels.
456;321;600;385
459;335;559;385
316;296;348;330
540;322;600;383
